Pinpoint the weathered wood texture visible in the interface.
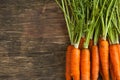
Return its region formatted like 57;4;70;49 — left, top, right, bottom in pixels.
0;0;69;80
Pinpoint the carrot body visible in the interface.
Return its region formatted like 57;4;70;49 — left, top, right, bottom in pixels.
110;63;116;80
99;63;104;79
71;47;80;80
66;45;73;80
89;39;93;51
81;48;90;80
99;38;104;79
109;44;120;80
99;40;109;80
91;45;99;80
79;37;85;49
117;44;120;68
98;37;102;44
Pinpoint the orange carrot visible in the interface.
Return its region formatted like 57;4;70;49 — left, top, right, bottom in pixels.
99;38;104;79
66;45;73;80
89;39;93;51
110;62;116;80
71;47;80;80
109;44;120;80
99;63;104;79
79;37;85;50
91;45;99;80
98;37;102;42
81;48;90;80
99;40;110;80
117;44;120;68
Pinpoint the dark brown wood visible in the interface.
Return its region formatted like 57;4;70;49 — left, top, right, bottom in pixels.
0;0;69;80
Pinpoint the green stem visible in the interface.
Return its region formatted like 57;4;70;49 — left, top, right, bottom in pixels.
83;24;94;48
55;0;84;48
94;23;100;45
101;0;117;40
61;0;73;44
108;25;118;44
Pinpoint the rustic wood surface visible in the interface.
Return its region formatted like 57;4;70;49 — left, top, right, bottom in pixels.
0;0;69;80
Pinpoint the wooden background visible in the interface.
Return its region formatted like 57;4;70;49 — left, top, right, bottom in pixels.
0;0;69;80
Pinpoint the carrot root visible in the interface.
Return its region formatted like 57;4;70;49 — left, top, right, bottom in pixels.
79;37;85;50
65;45;73;80
71;47;80;80
109;44;120;80
99;40;110;80
91;45;99;80
110;63;116;80
81;48;90;80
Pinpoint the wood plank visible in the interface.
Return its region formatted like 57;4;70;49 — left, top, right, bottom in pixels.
0;0;68;80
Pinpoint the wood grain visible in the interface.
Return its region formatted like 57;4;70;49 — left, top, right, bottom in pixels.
0;0;69;80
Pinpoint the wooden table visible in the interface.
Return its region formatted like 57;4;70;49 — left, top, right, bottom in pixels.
0;0;68;80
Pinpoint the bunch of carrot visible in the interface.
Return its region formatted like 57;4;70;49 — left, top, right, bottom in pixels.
56;0;120;80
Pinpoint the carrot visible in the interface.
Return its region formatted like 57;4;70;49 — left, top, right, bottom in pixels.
89;39;93;51
110;62;116;80
117;44;120;68
81;48;90;80
65;45;73;80
71;47;80;80
98;37;102;44
98;37;103;78
99;63;104;79
99;40;110;80
89;39;93;76
99;38;104;79
91;45;99;80
79;37;85;50
109;44;120;80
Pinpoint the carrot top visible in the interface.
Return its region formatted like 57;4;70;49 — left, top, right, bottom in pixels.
108;0;119;44
83;0;100;48
55;0;86;48
100;0;117;40
56;0;119;48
